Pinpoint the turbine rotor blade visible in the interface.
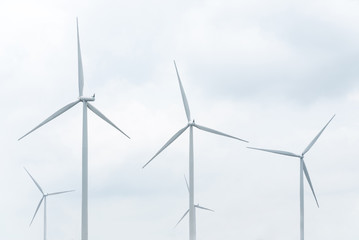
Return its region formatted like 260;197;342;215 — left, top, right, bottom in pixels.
77;18;84;97
24;168;44;194
87;103;130;139
47;190;75;196
175;209;190;227
143;125;189;168
30;197;44;226
184;175;189;193
195;204;214;212
247;147;301;158
194;123;248;143
303;161;319;208
174;61;191;122
302;114;335;155
18;100;81;141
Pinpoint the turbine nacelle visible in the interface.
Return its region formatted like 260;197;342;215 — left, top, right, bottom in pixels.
79;95;95;102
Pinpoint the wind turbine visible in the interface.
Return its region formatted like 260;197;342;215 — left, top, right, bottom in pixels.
18;19;130;240
175;204;214;228
175;175;214;228
25;168;74;240
247;114;335;240
143;61;248;240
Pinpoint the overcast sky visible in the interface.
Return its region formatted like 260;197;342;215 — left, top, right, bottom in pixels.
1;0;359;239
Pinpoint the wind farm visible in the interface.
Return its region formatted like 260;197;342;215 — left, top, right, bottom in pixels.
3;1;359;240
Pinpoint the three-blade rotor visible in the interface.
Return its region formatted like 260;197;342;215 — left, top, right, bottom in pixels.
18;19;130;141
144;61;248;168
143;121;247;168
247;114;335;207
175;204;214;227
25;168;74;226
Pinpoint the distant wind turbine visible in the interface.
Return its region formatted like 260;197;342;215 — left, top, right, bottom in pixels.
18;19;130;240
248;114;335;240
25;168;73;240
175;175;214;228
143;61;248;240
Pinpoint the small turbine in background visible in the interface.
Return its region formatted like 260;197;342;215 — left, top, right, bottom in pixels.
175;175;214;228
24;168;74;240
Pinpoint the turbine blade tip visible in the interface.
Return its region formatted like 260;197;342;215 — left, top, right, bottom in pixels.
146;157;155;166
315;199;320;208
235;137;249;143
18;135;26;141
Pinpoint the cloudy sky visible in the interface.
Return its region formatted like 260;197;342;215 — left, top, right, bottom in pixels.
1;0;359;239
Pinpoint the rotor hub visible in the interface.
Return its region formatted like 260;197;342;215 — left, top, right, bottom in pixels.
188;120;195;126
